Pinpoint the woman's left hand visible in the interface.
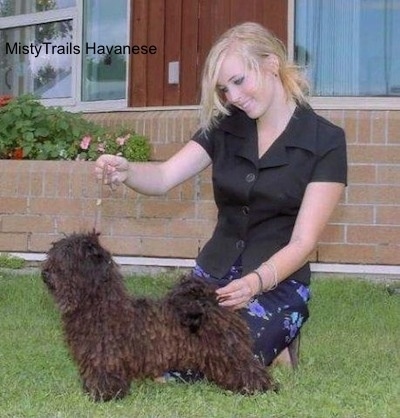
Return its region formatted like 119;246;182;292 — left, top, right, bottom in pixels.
215;274;257;310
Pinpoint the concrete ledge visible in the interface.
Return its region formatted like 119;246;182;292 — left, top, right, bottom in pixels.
4;252;400;278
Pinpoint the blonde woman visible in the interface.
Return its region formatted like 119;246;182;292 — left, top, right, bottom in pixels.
95;22;347;370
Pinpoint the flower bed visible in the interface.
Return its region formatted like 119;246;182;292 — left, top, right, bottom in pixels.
0;95;150;161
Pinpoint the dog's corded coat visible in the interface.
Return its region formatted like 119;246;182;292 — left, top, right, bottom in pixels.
42;231;275;401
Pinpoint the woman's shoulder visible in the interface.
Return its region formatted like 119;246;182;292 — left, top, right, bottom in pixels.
302;105;345;138
292;105;346;157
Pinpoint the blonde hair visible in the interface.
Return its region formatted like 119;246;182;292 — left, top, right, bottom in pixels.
200;22;310;131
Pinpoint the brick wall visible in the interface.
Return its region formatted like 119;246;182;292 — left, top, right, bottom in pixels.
0;109;399;266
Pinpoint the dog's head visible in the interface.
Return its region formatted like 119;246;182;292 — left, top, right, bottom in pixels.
167;275;219;333
41;231;120;314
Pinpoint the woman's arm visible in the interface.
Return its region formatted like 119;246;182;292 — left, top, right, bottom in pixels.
216;181;345;309
95;140;211;195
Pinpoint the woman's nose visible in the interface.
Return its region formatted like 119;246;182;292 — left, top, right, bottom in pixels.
226;87;241;104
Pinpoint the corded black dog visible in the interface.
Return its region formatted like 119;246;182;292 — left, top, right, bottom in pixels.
41;231;275;401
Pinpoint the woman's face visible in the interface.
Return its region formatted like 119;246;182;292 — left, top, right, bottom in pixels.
216;53;278;120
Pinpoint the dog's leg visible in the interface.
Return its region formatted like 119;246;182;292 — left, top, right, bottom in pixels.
203;349;276;394
82;372;130;402
194;312;276;394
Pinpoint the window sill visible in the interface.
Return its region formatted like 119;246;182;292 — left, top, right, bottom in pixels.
310;97;400;111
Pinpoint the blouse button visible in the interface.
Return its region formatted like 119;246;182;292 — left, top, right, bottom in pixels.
245;173;256;183
236;240;245;250
242;206;249;215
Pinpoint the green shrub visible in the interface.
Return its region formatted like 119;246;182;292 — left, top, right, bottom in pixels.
0;94;151;162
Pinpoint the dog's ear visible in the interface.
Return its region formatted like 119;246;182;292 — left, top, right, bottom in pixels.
176;300;206;333
77;234;114;282
167;276;217;333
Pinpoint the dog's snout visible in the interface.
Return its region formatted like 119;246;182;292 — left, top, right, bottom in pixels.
41;269;48;279
41;269;51;284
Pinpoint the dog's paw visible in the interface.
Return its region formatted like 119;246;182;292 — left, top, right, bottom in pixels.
83;377;130;402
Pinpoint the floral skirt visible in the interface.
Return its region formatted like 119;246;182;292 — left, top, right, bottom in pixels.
192;262;311;366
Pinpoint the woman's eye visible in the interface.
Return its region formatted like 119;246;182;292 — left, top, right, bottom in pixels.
233;76;244;85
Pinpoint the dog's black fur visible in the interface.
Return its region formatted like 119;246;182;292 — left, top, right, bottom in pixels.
42;231;275;401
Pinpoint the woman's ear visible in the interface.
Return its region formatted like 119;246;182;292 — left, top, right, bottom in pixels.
264;54;280;76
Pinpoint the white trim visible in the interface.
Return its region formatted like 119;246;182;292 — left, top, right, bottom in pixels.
287;0;295;60
68;104;200;113
310;263;400;276
4;252;400;277
0;8;76;28
310;96;400;110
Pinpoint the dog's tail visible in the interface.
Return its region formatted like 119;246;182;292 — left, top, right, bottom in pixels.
166;275;218;333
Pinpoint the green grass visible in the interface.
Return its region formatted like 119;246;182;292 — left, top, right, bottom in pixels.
1;271;399;418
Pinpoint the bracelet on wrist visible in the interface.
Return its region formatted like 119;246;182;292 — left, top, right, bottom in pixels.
251;269;264;294
253;260;278;293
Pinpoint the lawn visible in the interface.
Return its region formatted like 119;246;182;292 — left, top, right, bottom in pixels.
1;271;399;418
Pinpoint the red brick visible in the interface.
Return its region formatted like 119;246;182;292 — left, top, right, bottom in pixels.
387;111;400;144
29;198;83;216
56;216;102;234
376;244;400;264
348;164;377;184
347;225;400;245
29;233;61;252
141;237;199;258
348;144;400;164
357;111;372;144
319;225;345;244
0;198;28;214
166;219;215;239
99;236;142;256
112;218;167;237
376;206;400;225
0;233;28;251
370;111;388;144
16;172;30;196
2;215;54;233
343;110;358;143
317;244;377;264
140;200;196;219
347;185;400;205
0;108;399;267
196;201;217;220
377;166;400;184
29;172;44;196
330;204;374;225
152;143;183;161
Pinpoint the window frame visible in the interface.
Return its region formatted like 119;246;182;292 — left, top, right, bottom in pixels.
288;0;400;110
0;0;129;111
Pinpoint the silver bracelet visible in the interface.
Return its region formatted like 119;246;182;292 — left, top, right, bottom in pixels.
251;269;264;294
262;261;278;290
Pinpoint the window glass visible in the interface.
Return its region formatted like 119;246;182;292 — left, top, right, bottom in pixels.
81;0;127;101
0;0;75;17
0;20;73;98
295;0;400;96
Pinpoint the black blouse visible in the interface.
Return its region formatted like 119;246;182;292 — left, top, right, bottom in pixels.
192;105;347;284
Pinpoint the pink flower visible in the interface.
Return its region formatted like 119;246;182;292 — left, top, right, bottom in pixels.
116;134;129;146
80;135;91;150
97;142;106;153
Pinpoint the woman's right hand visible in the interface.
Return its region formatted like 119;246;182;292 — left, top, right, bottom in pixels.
95;154;129;187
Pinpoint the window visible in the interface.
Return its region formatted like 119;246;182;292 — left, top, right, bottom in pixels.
0;0;128;107
294;0;400;98
81;0;127;101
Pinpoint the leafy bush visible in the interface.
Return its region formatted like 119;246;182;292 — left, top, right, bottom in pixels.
0;95;151;162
